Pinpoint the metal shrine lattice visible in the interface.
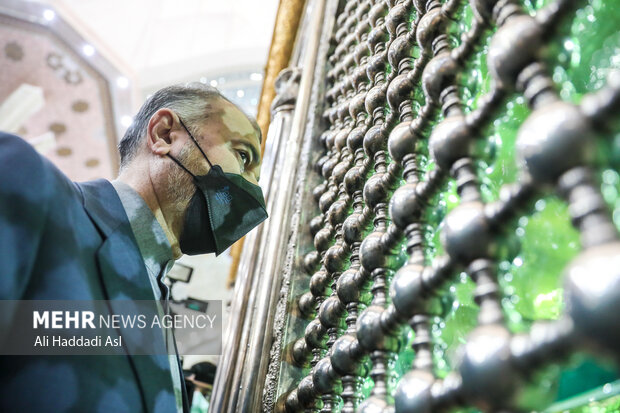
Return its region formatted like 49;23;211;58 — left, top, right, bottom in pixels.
280;0;620;412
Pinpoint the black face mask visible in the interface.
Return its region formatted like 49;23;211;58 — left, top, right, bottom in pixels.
167;119;268;256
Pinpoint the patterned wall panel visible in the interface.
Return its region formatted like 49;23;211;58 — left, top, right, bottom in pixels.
0;15;118;181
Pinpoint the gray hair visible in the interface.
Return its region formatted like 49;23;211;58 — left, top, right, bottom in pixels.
118;82;260;169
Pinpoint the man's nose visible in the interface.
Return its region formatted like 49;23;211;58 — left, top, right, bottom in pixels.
243;172;259;186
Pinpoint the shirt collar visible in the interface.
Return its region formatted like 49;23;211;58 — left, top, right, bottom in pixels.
111;180;174;280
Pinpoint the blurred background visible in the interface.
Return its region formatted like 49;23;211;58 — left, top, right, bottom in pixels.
0;0;279;371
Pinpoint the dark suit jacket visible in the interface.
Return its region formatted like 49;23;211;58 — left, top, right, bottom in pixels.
0;132;189;412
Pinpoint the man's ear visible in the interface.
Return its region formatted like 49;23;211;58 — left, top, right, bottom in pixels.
146;108;181;156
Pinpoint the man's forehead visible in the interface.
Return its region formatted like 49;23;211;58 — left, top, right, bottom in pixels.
206;100;260;148
221;104;255;136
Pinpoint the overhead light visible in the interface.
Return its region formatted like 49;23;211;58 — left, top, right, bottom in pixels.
29;132;57;154
43;9;56;21
116;76;129;89
236;90;245;98
82;44;95;57
0;83;45;133
120;116;133;127
210;79;218;87
250;72;263;81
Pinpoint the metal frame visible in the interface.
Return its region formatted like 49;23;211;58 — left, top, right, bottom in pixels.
210;1;335;410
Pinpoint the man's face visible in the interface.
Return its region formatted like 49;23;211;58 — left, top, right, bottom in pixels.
163;98;262;216
185;99;262;185
142;98;263;257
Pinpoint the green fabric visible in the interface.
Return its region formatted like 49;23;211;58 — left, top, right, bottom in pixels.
190;390;210;413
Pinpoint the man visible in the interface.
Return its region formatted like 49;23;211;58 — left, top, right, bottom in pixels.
184;361;217;412
0;83;267;412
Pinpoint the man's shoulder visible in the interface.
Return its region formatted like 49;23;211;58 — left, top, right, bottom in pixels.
0;132;79;200
0;132;45;171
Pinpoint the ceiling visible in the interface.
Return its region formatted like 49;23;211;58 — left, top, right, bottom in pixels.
0;0;279;181
50;0;280;93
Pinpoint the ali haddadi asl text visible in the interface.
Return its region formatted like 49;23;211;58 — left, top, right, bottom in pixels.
33;335;121;347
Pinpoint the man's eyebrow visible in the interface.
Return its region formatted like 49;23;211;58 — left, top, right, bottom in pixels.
239;139;260;167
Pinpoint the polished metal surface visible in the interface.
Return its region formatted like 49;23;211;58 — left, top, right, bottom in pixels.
210;0;332;411
217;0;620;412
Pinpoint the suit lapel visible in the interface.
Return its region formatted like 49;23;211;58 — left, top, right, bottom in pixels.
76;180;177;412
77;179;153;300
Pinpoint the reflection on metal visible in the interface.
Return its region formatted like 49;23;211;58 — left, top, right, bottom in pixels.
210;0;320;405
227;0;308;287
215;0;620;412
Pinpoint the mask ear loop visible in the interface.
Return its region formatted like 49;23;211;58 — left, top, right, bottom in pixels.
178;117;213;168
167;154;198;181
